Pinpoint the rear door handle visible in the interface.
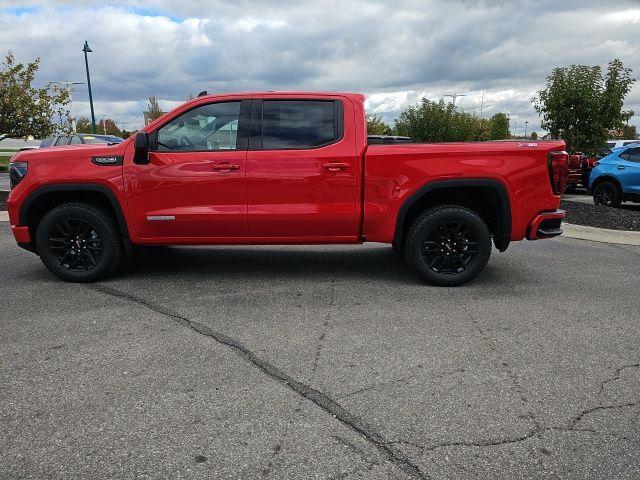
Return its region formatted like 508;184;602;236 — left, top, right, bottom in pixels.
617;165;626;170
212;162;240;172
322;162;350;172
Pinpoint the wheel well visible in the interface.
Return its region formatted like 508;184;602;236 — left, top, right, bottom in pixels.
394;184;510;251
21;188;127;243
591;175;622;193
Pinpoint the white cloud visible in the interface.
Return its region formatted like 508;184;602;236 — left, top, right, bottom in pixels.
0;0;638;134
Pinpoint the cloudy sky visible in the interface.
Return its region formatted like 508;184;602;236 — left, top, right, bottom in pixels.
1;0;639;135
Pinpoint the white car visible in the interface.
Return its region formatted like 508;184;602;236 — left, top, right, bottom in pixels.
607;139;639;149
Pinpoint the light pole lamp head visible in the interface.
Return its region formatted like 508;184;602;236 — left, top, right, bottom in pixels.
82;41;92;53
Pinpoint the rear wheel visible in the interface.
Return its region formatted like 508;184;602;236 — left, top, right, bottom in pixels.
35;202;122;282
592;181;621;207
404;205;492;286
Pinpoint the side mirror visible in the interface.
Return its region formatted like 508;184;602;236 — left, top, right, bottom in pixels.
133;132;150;165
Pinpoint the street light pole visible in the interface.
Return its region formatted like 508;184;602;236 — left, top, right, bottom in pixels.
82;41;96;134
524;121;529;139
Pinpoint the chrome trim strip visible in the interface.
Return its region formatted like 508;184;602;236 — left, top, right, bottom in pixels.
146;215;176;221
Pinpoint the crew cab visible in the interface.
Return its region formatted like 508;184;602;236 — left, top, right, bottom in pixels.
7;92;568;285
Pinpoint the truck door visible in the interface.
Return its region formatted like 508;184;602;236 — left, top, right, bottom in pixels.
124;99;251;240
246;97;360;239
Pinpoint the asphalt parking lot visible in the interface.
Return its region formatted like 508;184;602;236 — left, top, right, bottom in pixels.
2;223;639;479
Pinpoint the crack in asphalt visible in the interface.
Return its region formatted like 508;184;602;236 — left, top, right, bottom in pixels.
598;363;640;401
385;361;640;454
463;306;542;433
335;366;464;401
88;283;427;480
311;279;336;375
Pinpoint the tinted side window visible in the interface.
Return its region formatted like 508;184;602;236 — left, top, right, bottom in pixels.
156;102;240;151
262;100;339;149
70;135;82;144
624;147;640;163
55;136;70;146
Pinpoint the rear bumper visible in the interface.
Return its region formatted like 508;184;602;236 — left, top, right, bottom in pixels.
527;209;565;240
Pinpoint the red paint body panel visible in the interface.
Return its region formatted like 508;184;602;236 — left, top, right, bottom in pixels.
7;91;564;251
363;141;565;242
246;93;362;238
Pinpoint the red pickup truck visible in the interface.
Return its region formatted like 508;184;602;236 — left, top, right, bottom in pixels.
7;92;568;285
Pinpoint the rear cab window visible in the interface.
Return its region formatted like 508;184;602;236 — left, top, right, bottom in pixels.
259;100;343;150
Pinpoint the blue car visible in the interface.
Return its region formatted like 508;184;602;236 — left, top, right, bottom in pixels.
589;143;640;207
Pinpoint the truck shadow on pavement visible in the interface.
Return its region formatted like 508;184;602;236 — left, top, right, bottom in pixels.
116;245;510;286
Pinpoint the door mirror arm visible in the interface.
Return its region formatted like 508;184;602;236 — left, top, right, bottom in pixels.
133;132;150;165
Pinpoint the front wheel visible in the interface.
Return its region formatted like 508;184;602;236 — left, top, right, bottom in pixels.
404;205;492;286
35;202;123;282
592;181;621;207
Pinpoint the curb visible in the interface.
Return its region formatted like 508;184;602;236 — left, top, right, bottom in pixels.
562;223;640;246
0;211;8;222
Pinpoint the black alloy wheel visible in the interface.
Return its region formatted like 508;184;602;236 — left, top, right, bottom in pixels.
48;217;103;272
422;221;479;275
35;202;122;282
592;181;621;207
404;205;492;286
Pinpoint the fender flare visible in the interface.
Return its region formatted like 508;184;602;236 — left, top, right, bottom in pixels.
19;183;131;240
393;178;512;251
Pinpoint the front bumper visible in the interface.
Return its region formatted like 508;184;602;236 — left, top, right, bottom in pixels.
527;209;565;240
11;225;31;243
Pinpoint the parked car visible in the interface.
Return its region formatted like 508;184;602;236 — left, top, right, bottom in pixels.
40;133;123;147
589;145;640;207
565;153;584;192
7;92;568;285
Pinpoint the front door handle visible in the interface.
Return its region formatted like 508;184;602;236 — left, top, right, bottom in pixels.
212;162;240;172
617;165;626;170
322;162;350;172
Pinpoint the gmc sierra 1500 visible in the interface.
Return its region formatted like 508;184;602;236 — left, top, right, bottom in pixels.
7;92;568;285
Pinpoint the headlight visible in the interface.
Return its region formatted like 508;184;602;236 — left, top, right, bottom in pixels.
8;161;28;189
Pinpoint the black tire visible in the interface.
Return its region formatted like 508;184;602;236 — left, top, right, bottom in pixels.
404;205;492;286
592;181;622;207
35;202;122;282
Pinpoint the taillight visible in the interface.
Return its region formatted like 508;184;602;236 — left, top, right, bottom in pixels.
547;150;568;195
8;161;28;190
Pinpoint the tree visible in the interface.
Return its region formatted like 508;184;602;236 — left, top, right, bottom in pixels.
530;131;538;140
0;51;71;139
533;59;635;155
366;114;392;135
620;124;637;139
75;116;93;134
489;113;510;140
394;98;491;142
77;116;126;137
146;95;164;123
